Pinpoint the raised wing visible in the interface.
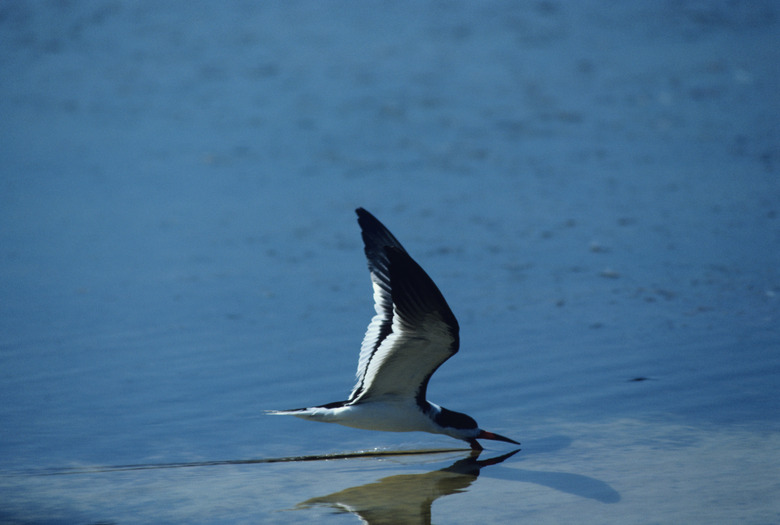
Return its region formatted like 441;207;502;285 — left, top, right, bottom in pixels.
350;208;459;404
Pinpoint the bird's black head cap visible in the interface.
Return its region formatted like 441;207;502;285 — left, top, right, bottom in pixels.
435;407;478;430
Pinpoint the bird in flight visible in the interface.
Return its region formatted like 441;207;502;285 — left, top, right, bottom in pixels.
269;208;519;450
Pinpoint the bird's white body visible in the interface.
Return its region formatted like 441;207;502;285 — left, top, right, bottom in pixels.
291;403;417;430
290;399;447;435
269;209;518;450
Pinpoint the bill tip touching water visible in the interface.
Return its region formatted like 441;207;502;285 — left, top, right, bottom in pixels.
268;208;519;451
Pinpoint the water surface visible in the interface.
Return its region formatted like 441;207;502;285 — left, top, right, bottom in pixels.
1;1;778;523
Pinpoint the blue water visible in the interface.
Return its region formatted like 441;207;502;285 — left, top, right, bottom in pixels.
2;1;779;523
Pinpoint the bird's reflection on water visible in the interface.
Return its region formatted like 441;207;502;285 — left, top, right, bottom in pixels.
297;449;520;524
296;446;620;523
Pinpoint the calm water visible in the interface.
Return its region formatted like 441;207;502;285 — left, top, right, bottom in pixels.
2;1;779;523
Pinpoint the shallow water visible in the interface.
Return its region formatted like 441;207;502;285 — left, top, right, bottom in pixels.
1;1;779;523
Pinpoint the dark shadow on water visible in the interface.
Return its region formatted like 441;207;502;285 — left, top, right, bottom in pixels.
480;434;620;503
489;466;621;503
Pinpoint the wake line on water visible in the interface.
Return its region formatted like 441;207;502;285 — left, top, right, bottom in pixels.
3;448;471;476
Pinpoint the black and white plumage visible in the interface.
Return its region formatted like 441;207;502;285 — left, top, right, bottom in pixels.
269;208;519;450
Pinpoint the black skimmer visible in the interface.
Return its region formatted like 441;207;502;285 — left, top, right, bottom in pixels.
269;208;519;451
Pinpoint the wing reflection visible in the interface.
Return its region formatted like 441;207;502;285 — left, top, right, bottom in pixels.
297;449;519;525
